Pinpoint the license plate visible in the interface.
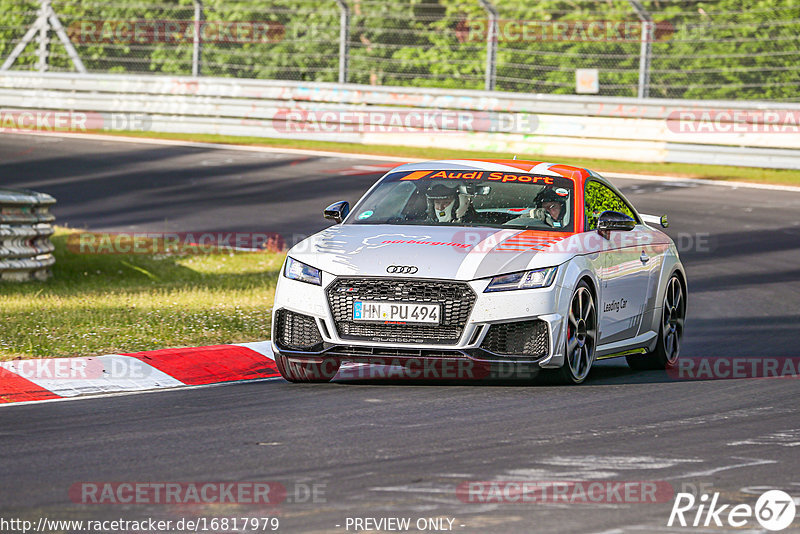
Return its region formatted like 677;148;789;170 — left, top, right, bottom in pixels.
353;301;440;324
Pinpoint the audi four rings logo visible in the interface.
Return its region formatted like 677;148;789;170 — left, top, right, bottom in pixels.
387;265;419;274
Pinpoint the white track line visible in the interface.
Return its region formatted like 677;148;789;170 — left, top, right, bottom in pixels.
3;130;421;162
0;375;284;409
604;171;800;193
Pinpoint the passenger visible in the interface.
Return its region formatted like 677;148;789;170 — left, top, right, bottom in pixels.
530;188;567;228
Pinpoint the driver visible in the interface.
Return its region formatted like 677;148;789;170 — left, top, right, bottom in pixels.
530;188;567;228
426;184;472;223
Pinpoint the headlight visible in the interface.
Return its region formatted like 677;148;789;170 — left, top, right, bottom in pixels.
484;267;557;292
284;257;322;286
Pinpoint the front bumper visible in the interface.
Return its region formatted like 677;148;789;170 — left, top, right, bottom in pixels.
271;271;571;371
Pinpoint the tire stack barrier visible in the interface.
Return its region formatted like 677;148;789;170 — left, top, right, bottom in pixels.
0;189;56;282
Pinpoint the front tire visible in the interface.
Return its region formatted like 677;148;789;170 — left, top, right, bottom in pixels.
627;274;685;370
550;281;597;385
275;353;339;383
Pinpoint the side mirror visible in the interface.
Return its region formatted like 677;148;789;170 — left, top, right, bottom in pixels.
640;213;669;228
597;211;636;233
324;201;350;223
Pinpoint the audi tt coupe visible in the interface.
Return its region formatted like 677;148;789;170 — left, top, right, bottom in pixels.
271;159;687;384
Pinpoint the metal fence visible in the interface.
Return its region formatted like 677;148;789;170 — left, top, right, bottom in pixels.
0;0;798;101
4;71;800;169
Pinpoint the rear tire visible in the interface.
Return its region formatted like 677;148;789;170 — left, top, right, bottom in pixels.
627;274;685;370
275;353;339;383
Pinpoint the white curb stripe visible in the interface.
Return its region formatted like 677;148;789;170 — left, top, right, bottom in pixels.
13;355;185;398
234;341;275;360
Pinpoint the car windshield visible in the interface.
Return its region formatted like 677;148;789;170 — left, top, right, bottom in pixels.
347;169;576;232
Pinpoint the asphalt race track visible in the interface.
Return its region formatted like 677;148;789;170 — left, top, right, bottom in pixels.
1;133;799;533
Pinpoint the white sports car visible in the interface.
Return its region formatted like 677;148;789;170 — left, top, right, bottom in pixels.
271;159;686;384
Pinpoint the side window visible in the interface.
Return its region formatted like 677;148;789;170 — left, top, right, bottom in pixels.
584;181;636;230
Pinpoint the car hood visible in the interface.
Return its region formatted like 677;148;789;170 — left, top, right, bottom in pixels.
287;224;577;281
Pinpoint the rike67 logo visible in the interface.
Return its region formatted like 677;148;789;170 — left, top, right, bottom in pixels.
668;490;796;531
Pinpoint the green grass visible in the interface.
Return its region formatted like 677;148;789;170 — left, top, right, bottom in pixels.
0;229;283;360
106;130;800;186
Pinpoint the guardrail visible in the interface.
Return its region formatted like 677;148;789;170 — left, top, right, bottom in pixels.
2;71;800;169
0;189;56;282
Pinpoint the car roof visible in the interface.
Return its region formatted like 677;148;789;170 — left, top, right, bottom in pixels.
387;159;595;181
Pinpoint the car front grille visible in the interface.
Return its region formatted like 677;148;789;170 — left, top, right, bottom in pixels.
326;278;476;344
480;320;549;358
273;309;323;351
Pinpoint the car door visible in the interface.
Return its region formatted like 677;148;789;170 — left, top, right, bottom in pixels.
636;227;672;339
584;180;651;346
